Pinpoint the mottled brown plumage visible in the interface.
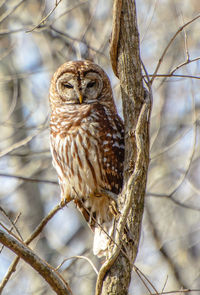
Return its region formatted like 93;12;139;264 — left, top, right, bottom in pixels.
49;60;124;256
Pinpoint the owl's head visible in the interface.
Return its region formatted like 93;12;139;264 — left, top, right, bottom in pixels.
50;60;113;107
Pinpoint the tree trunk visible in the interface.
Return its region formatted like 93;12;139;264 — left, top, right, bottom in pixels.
96;1;151;294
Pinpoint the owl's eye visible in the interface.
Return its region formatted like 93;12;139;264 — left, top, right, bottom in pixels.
63;83;73;89
87;81;96;88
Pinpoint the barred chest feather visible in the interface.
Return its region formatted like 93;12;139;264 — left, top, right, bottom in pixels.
50;103;124;201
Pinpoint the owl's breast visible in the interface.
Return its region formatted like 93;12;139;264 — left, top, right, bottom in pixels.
50;111;108;194
50;103;124;200
50;104;98;136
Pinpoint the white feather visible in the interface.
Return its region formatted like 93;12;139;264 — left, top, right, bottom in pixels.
93;220;114;258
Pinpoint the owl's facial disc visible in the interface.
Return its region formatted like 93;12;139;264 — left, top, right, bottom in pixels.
56;71;103;104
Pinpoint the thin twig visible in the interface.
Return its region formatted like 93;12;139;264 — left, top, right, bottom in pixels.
0;78;18;124
0;173;58;185
150;289;200;295
155;64;197;211
0;222;24;242
49;26;106;56
0;207;23;240
0;132;40;158
151;13;200;83
0;28;26;36
56;255;98;275
134;265;159;295
0;0;26;24
180;11;190;61
0;212;22;254
147;192;200;211
150;117;199;161
51;1;88;26
26;0;63;32
161;276;169;293
146;205;188;289
146;74;200;80
170;57;200;76
0;2;88;37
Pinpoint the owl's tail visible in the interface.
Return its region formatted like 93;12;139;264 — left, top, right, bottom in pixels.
74;195;116;257
93;219;114;258
91;195;117;258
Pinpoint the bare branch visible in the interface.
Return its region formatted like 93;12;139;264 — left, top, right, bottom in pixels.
56;255;98;275
0;229;73;295
0;203;66;293
151;13;200;83
147;192;200;211
0;0;26;24
170;57;200;75
134;265;159;295
49;26;106;56
0;173;58;185
26;0;63;32
0;28;26;36
151;289;200;295
146;205;188;288
146;74;200;80
0;132;40;158
0;207;23;240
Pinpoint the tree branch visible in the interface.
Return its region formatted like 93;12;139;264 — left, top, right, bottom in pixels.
0;203;65;293
151;13;200;84
0;173;58;185
95;0;151;294
0;229;73;295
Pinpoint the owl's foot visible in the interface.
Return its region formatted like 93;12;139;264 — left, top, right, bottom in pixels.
109;200;119;217
99;188;119;217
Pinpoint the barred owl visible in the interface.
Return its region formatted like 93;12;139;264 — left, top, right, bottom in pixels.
49;60;124;257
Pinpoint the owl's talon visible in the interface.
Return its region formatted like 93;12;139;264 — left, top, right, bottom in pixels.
99;188;120;217
109;201;120;217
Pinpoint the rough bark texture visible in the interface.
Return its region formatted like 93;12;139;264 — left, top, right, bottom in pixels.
96;0;151;294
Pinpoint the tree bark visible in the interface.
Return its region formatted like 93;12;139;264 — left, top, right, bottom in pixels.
96;1;151;294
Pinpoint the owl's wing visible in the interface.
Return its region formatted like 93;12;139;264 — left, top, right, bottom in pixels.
100;113;124;195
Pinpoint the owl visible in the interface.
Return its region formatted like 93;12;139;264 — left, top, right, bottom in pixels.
49;60;124;257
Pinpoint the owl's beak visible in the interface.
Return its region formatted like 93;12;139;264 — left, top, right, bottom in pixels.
79;94;83;104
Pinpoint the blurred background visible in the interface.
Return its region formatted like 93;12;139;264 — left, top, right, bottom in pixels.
1;0;200;294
